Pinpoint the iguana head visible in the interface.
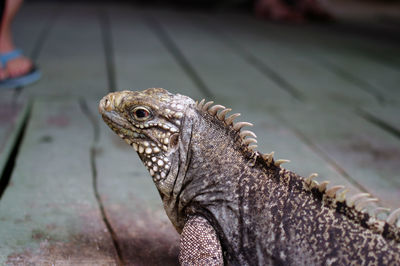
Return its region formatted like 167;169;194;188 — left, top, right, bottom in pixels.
99;88;260;229
99;88;196;196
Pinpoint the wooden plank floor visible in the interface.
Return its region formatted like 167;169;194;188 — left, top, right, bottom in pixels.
0;1;399;264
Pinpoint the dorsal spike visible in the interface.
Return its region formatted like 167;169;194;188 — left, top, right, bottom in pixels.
262;151;274;163
202;101;214;111
386;208;400;225
326;185;344;198
208;105;225;116
248;145;257;150
374;207;391;216
347;193;371;207
310;180;319;189
217;108;232;120
336;188;350;202
306;173;318;185
233;122;253;131
240;130;257;139
275;159;290;167
197;99;205;109
318;181;330;192
225;113;240;125
355;198;378;211
243;138;257;145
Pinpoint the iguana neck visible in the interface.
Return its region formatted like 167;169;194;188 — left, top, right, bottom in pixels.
161;107;260;232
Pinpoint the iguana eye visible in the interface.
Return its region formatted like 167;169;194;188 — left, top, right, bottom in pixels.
132;107;151;121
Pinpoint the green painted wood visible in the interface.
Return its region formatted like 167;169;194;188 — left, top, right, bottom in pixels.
237;14;400;67
12;2;58;60
150;9;297;107
361;105;400;133
199;15;381;106
318;53;400;103
0;99;118;265
0;93;29;180
20;3;108;99
0;2;119;263
276;104;400;209
0;0;52;191
106;4;203;100
0;0;55;178
213;14;400;103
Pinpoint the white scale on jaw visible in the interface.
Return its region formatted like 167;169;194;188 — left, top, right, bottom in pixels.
130;139;172;181
123;122;176;182
144;153;171;181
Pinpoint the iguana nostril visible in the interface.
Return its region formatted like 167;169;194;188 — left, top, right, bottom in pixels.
104;97;113;112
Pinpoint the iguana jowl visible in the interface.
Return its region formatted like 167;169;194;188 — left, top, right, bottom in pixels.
99;88;400;265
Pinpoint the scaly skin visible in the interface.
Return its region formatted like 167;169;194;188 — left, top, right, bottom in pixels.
99;88;400;265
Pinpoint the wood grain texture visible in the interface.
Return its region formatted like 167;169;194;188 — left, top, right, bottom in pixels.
276;104;400;209
0;94;29;180
0;99;118;265
19;3;108;98
106;4;203;100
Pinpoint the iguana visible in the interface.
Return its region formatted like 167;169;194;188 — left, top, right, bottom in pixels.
99;88;400;265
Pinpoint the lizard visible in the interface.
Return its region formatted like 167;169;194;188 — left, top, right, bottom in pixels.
98;88;400;265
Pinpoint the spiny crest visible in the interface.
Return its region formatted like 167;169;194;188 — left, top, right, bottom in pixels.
196;99;258;152
197;99;292;166
196;98;400;235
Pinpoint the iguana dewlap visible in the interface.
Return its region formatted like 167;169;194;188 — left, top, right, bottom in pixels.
99;88;400;266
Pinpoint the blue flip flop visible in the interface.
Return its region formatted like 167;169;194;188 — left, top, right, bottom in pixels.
0;49;41;89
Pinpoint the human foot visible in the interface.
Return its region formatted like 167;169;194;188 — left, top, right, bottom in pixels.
0;50;33;78
0;50;41;89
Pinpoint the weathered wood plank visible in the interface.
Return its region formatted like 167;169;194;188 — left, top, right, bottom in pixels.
237;14;400;67
199;15;381;106
213;14;400;103
0;1;54;179
0;99;118;265
150;9;298;107
106;4;203;100
20;3;108;98
0;94;29;180
276;104;400;209
13;2;57;61
318;53;400;103
360;105;400;133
